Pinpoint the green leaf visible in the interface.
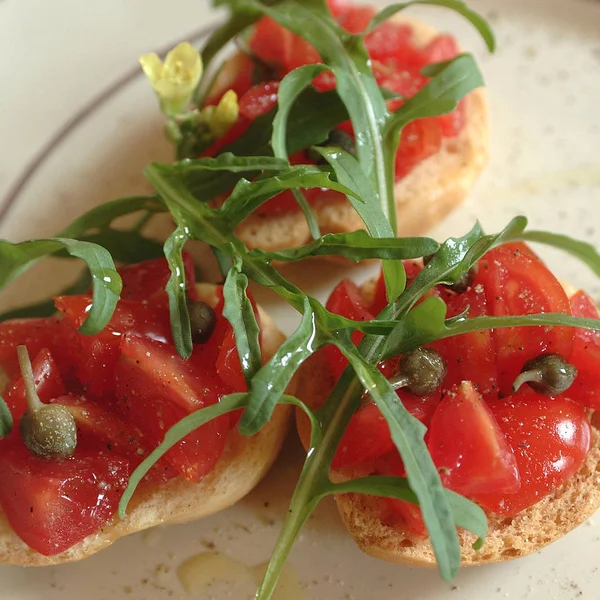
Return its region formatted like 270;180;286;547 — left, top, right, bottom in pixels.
272;64;332;160
311;146;406;301
0;396;13;438
164;227;193;359
341;345;460;580
366;0;495;52
251;231;439;262
328;476;487;548
223;266;262;384
218;166;358;227
184;88;348;202
239;298;322;436
171;154;291;175
0;238;122;335
68;230;165;264
59;196;165;238
511;230;600;278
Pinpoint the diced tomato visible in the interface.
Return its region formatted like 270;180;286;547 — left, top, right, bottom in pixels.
0;441;129;556
375;451;427;538
55;295;172;395
431;286;498;397
114;335;231;481
336;5;376;34
570;290;600;347
250;17;294;69
477;393;591;516
418;34;460;67
437;98;467;137
427;382;520;499
365;22;414;63
118;255;197;304
476;243;575;396
4;349;66;420
0;318;77;381
395;118;443;179
325;279;374;380
569;341;600;409
215;329;248;393
239;81;280;121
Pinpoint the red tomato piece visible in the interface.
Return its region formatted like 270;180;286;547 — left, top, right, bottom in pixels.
370;260;423;315
431;286;498;397
337;5;376;34
325;279;374;380
375;451;427;538
4;349;66;421
477;393;591;516
55;295;172;395
114;335;230;481
239;81;280;121
0;318;77;381
118;254;197;304
395;118;443;179
427;382;520;498
250;17;294;68
568;341;600;409
418;34;460;67
476;243;575;396
365;22;414;63
0;442;129;556
215;329;248;393
570;289;600;347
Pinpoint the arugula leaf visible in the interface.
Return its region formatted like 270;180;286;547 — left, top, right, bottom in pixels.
164;227;193;359
312;146;406;300
250;231;439;262
170;154;291;175
68;230;165;264
223;265;262;384
239;298;322;435
328;476;487;548
366;0;495;52
0;238;121;335
341;343;460;581
0;396;13;439
511;230;600;277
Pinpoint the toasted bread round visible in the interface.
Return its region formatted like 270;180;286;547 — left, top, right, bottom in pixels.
295;278;600;566
208;18;489;253
0;283;291;566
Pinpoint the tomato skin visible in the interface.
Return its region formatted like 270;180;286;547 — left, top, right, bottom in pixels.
114;335;231;482
395;118;443;179
427;382;520;498
431;286;498;397
476;243;575;396
476;393;591;516
0;318;78;381
118;255;197;304
325;279;374;381
0;442;129;556
570;290;600;347
55;295;172;395
4;349;66;420
239;81;280;121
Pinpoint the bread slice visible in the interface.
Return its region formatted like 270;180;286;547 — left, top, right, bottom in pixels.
0;283;292;566
295;278;600;566
208;18;489;252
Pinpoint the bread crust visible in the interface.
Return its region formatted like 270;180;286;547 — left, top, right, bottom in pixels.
295;278;600;567
0;283;292;566
209;18;489;253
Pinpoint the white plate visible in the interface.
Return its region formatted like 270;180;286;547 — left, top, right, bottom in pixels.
1;0;599;598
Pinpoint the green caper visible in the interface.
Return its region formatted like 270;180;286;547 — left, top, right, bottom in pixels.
512;353;577;395
16;345;77;459
390;348;447;396
20;405;77;459
188;300;217;344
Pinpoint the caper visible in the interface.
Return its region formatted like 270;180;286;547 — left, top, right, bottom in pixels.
188;300;217;344
16;345;77;459
512;353;577;395
423;255;478;293
20;405;77;459
390;348;447;396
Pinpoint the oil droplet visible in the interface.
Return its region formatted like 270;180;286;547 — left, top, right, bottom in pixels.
251;562;305;600
177;552;253;596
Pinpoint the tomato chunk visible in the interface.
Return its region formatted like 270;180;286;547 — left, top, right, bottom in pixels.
4;349;66;420
477;393;591;516
476;243;574;396
427;382;520;498
114;335;230;481
0;442;129;556
239;81;280;121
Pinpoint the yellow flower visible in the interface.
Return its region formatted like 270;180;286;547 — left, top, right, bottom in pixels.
203;90;240;138
140;42;202;116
